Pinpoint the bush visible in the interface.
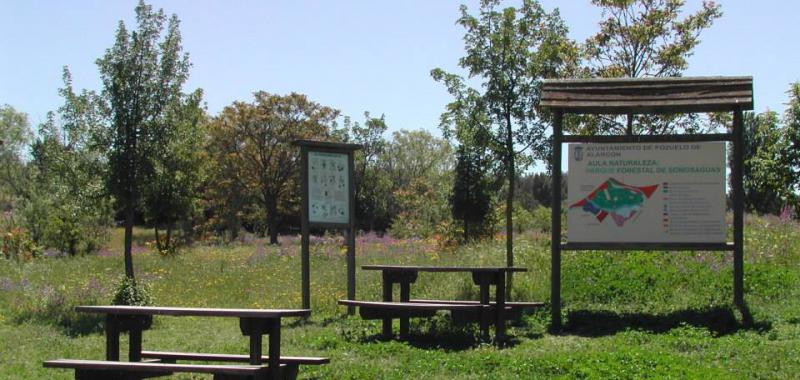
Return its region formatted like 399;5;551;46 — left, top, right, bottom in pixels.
112;277;153;306
511;205;551;233
0;226;41;261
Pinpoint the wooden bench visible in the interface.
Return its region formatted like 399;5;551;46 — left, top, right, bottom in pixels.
140;351;329;379
43;359;281;380
408;299;545;324
339;300;486;319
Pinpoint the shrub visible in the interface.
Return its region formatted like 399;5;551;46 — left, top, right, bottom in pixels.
112;277;153;306
0;226;41;261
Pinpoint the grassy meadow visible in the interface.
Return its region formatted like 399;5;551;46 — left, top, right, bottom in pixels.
1;214;799;379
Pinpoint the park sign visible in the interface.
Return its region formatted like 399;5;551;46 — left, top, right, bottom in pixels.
567;142;726;243
293;140;361;312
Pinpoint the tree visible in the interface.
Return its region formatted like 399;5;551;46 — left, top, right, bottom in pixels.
97;1;191;278
0;104;32;211
432;0;576;271
141;89;207;254
580;0;723;135
26;68;112;255
784;82;800;213
382;130;454;238
734;111;787;215
451;142;494;241
212;92;338;244
344;112;391;231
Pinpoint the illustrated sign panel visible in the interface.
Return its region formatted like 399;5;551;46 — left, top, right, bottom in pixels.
568;142;726;243
308;151;349;224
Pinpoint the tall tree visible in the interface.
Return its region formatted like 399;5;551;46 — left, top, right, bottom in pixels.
784;82;800;212
451;141;494;241
0;104;32;210
734;111;788;215
212;92;338;244
580;0;723;135
141;89;207;253
28;68;112;255
432;0;577;272
345;112;391;231
97;1;190;278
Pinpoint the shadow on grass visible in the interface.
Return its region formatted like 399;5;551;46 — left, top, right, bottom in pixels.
341;315;525;351
560;304;771;337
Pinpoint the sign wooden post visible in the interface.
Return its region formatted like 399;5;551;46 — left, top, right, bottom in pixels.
294;140;362;314
541;76;753;330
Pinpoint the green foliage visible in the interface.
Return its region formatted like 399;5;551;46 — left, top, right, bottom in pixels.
433;0;577;265
384;130;454;239
97;0;192;276
735;111;791;215
24;68;112;256
0;104;32;212
206;92;338;244
512;205;551;234
0;226;41;261
451;143;495;241
345;112;392;231
141;89;207;253
577;0;723;135
112;277;153;306
784;82;800;213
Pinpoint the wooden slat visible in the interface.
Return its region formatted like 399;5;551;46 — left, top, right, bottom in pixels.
561;133;732;143
43;359;274;376
561;242;734;251
338;300;486;311
75;306;310;318
540;76;753;114
361;265;527;273
408;299;545;308
140;351;329;365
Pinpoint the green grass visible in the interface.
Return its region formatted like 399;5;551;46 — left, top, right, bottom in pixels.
1;214;799;379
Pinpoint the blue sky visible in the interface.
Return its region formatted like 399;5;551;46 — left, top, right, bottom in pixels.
2;0;798;138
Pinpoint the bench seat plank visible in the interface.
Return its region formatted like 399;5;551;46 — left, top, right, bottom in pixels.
338;300;487;311
43;359;274;376
409;299;545;308
140;351;329;365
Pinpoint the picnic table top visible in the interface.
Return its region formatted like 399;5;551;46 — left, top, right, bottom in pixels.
75;305;311;318
361;265;527;273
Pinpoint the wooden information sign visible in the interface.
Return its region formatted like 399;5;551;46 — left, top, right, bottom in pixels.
294;140;361;313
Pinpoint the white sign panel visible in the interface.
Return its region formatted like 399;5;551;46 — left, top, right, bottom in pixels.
308;151;349;224
567;142;726;243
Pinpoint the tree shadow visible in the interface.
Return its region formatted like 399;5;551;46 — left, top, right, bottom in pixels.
559;304;771;337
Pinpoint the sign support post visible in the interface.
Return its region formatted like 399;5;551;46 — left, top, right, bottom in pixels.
294;140;362;314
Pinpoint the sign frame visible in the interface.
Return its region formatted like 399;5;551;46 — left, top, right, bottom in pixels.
540;76;754;329
294;140;362;313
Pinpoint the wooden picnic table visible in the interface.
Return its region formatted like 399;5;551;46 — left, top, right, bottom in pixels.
359;265;528;342
50;305;310;380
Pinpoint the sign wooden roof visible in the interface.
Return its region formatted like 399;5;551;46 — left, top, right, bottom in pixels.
541;76;753;114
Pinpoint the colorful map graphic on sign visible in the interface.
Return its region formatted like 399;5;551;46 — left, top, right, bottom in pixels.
569;178;659;227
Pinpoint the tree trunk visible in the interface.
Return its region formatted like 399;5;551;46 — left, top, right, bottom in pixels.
154;226;162;252
267;198;279;245
124;202;135;279
165;223;173;252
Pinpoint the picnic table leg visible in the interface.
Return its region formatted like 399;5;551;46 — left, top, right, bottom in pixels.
495;272;507;345
399;281;410;339
382;271;393;338
105;315;119;361
129;327;142;362
268;319;281;380
478;274;490;342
